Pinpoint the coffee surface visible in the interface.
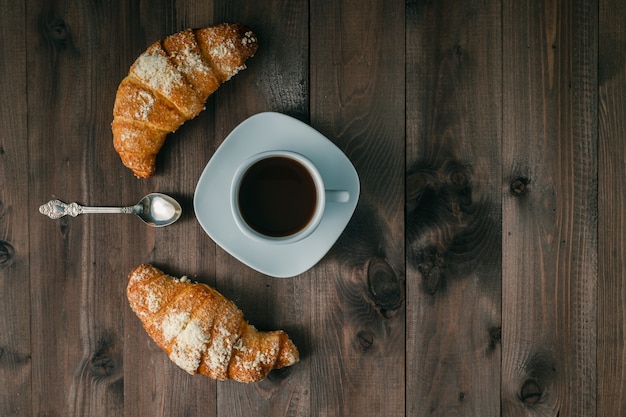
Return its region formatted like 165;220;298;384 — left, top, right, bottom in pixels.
238;156;317;237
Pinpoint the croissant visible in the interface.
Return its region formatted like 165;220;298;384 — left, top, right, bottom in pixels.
112;23;258;178
126;264;299;383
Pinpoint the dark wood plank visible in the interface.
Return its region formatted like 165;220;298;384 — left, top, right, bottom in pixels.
0;1;31;416
115;2;221;417
501;0;598;415
26;2;119;415
24;1;218;415
210;1;311;417
61;3;135;414
310;0;405;415
406;1;502;415
598;0;626;414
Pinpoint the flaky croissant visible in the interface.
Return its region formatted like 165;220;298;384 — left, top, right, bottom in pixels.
127;264;299;383
112;23;258;178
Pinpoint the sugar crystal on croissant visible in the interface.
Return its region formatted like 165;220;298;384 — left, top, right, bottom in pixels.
127;264;299;383
112;23;258;178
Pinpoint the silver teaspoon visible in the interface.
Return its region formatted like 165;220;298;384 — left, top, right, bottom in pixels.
39;193;182;227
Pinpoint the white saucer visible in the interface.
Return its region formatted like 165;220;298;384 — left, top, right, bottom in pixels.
193;112;360;278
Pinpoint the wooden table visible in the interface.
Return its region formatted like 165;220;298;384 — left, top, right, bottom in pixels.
1;0;624;415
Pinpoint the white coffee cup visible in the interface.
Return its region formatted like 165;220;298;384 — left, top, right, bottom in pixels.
231;150;349;244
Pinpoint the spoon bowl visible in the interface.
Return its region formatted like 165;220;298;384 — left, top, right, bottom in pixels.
39;192;182;227
135;193;182;227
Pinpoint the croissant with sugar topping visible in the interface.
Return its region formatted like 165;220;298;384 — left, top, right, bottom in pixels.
112;23;258;178
126;264;299;383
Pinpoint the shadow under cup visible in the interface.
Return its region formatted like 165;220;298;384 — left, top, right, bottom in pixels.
232;151;346;245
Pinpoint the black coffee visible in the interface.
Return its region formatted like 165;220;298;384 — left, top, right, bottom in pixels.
238;156;317;237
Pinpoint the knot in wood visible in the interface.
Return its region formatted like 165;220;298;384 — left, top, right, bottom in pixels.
519;350;557;405
0;346;31;365
416;248;445;295
442;160;472;191
520;379;542;405
488;326;501;352
356;330;375;352
367;257;404;314
510;177;530;196
90;330;118;379
0;240;15;269
423;266;441;294
91;355;115;378
450;201;462;216
42;16;75;52
449;170;468;186
47;18;70;42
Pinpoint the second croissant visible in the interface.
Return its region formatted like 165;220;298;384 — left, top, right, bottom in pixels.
127;264;300;383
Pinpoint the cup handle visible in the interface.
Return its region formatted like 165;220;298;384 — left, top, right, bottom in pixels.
325;190;350;203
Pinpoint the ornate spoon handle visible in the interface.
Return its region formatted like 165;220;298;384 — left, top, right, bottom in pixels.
39;199;136;219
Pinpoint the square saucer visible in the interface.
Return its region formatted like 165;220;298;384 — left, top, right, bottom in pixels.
193;112;360;278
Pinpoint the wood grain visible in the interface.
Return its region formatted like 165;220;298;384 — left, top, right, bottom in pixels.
598;0;626;414
502;0;597;415
0;1;31;416
406;1;502;415
27;2;119;415
310;0;405;415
